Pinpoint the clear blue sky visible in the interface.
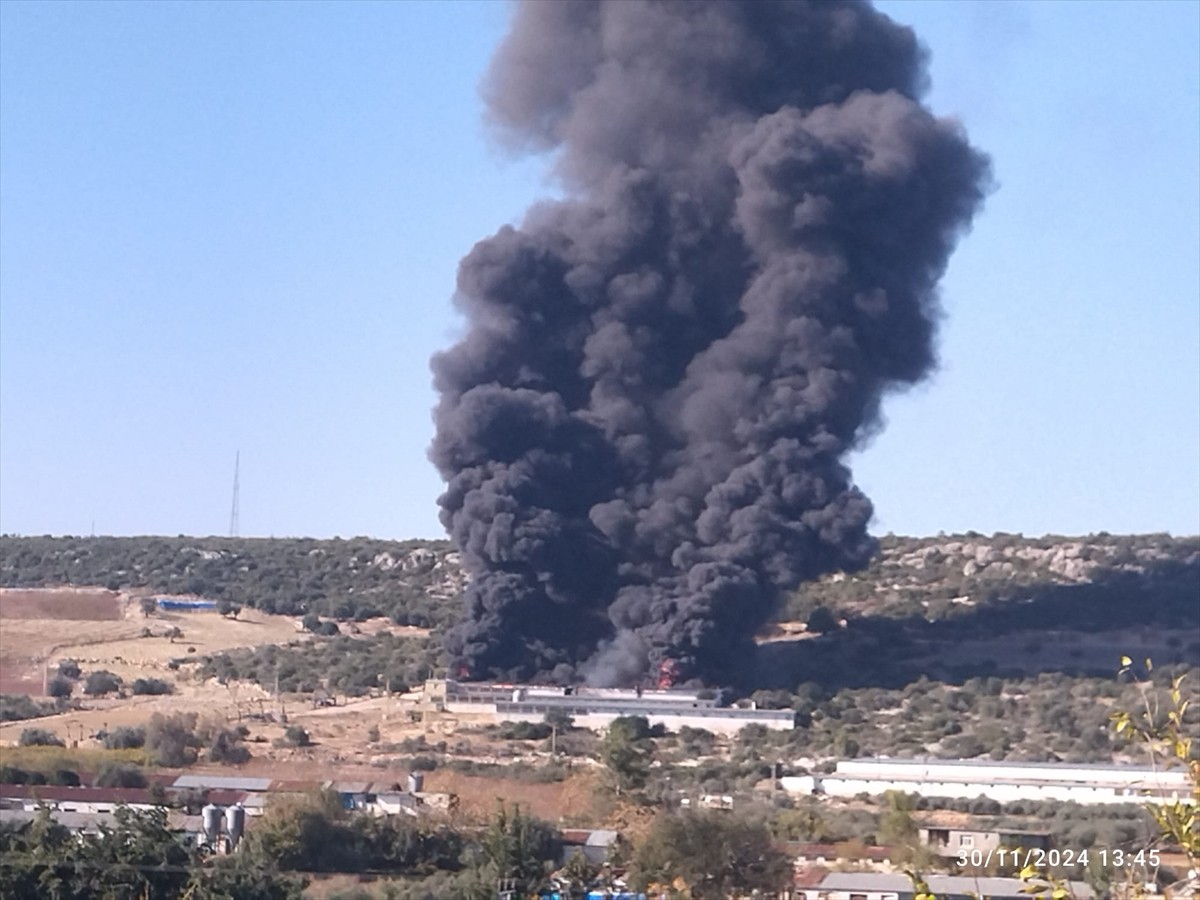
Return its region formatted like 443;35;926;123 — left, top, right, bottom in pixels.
1;1;1196;540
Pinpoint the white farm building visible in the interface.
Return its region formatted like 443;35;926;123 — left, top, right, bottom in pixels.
781;757;1194;806
421;679;795;736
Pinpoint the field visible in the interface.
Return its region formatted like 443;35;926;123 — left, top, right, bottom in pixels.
0;587;437;769
0;587;300;735
0;587;307;695
0;588;124;620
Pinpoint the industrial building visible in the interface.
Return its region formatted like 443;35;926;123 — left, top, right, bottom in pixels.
793;872;1095;900
420;679;796;735
781;757;1195;806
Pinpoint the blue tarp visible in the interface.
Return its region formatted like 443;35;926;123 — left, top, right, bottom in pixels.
156;599;217;610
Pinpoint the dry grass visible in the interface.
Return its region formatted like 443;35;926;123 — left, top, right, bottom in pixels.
0;595;304;695
0;600;435;769
417;768;607;824
0;745;149;771
0;620;145;694
0;595;307;745
0;594;576;813
303;874;418;899
0;588;122;620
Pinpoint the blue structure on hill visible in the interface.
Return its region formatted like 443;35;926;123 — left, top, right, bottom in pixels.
156;598;217;611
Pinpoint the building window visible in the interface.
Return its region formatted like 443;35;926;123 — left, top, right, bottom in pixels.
959;835;975;848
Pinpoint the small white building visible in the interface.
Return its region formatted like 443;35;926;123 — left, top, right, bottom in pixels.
560;828;621;866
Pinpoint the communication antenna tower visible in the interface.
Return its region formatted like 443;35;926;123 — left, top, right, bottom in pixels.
229;451;240;538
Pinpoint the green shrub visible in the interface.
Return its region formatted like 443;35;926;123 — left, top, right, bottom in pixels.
208;729;252;764
131;678;173;696
84;670;122;696
276;725;311;749
57;660;82;680
145;712;201;766
104;726;146;750
498;721;553;741
0;694;56;722
95;763;148;788
19;727;64;747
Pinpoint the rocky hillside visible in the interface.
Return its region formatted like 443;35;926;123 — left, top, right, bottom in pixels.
2;532;1196;636
0;535;466;627
783;531;1199;624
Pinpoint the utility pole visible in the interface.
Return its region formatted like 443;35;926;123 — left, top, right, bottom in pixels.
228;451;240;538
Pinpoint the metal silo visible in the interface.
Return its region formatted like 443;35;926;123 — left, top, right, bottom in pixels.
201;804;222;844
224;804;245;849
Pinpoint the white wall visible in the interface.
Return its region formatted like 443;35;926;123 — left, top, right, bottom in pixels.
500;709;793;736
781;773;1194;806
836;759;1191;789
445;702;792;736
22;800;158;814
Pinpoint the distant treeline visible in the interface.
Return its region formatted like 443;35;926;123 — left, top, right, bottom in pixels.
0;535;461;627
197;632;440;697
3;532;1197;651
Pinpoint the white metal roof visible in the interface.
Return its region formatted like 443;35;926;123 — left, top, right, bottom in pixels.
818;873;1094;899
172;775;272;791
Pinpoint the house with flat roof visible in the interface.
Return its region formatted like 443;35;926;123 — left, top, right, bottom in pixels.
916;813;1051;859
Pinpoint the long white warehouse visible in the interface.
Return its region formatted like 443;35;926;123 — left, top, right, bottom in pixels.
421;680;795;735
781;757;1194;806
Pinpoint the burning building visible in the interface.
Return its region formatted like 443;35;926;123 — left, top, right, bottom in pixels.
421;678;795;736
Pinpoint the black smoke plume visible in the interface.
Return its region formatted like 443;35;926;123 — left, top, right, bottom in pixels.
430;0;990;686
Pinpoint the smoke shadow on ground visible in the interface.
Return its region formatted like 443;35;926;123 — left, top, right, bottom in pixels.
746;556;1200;693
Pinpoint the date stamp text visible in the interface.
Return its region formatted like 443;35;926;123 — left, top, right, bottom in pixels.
956;848;1160;869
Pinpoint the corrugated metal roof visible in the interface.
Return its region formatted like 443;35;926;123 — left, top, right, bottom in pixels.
1;808;212;836
166;813;206;832
0;809;121;832
562;828;619;846
848;757;1177;774
0;786;159;804
172;775;272;791
788;842;891;861
268;779;323;793
792;865;830;888
194;790;248;806
329;781;373;794
818;873;1094;899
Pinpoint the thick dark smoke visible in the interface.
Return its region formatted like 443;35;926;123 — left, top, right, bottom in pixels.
430;0;990;686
